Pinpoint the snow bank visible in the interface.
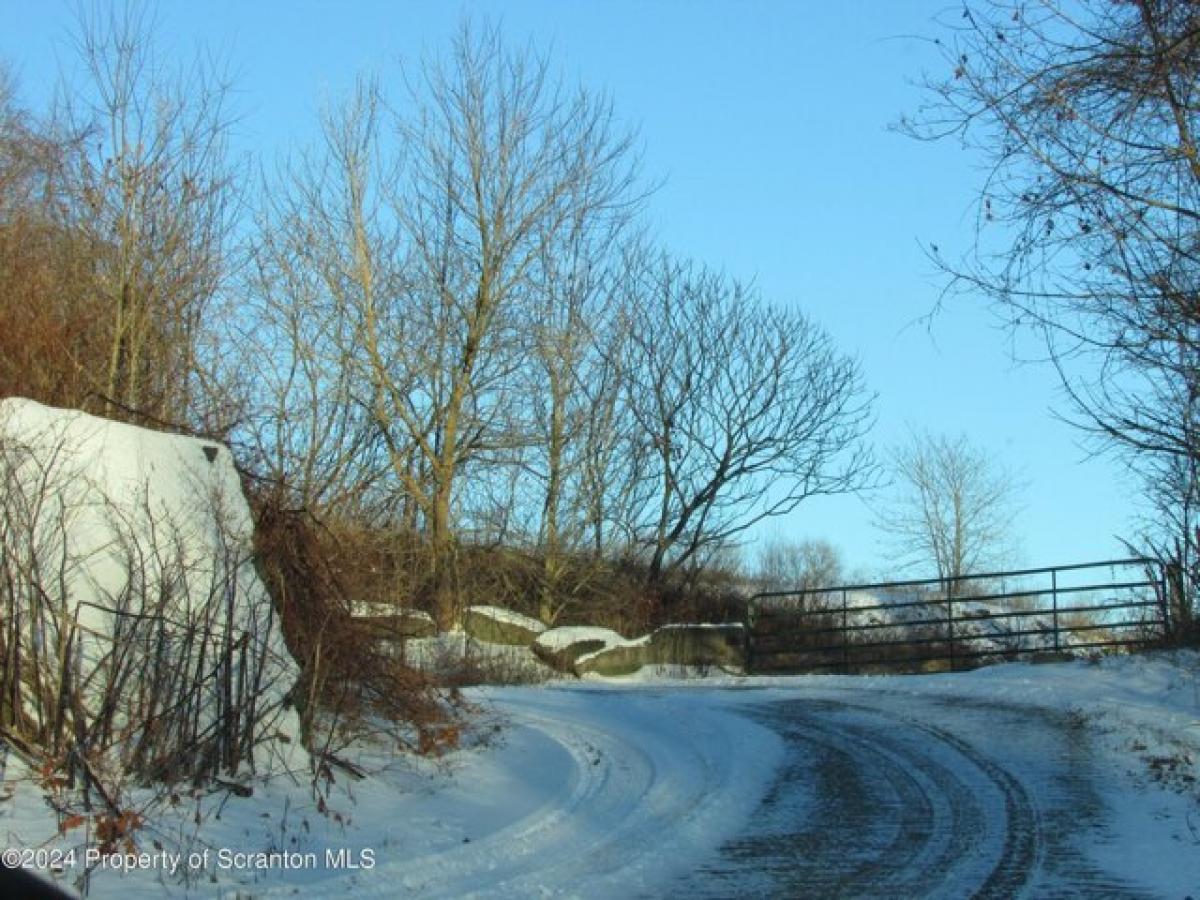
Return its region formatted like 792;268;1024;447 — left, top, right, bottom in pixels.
352;601;434;624
467;605;546;632
0;398;301;773
535;625;634;651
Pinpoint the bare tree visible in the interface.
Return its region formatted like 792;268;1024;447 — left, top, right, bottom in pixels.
52;3;238;423
573;308;643;557
756;537;845;593
244;24;640;629
0;65;108;409
619;255;876;586
876;431;1021;583
906;0;1200;608
523;223;642;622
240;77;394;519
1131;446;1199;631
376;23;640;627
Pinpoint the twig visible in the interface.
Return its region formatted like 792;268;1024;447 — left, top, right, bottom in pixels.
320;752;366;780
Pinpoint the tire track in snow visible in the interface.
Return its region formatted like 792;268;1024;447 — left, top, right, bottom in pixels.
378;689;784;899
256;686;1160;898
389;705;657;897
485;691;779;899
679;699;1021;897
676;692;1156;899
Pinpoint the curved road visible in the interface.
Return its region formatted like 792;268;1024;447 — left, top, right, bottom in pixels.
270;681;1192;898
674;690;1157;898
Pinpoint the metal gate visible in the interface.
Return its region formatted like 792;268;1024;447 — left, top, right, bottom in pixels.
746;558;1169;674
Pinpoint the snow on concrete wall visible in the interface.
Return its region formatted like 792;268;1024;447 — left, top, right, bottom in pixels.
0;398;301;774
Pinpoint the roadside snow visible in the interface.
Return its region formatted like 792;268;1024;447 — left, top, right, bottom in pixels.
0;684;784;898
533;626;640;652
351;601;435;625
0;398;275;642
1;651;1196;897
0;398;302;773
582;663;731;682
466;606;546;634
838;590;1069;651
403;632;559;683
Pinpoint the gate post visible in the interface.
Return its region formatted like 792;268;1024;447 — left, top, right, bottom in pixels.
1051;568;1060;652
841;588;849;673
743;595;755;672
1164;560;1181;639
947;588;955;672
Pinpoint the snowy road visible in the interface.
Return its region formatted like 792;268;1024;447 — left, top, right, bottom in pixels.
377;688;788;899
365;660;1200;900
673;691;1165;898
6;656;1198;898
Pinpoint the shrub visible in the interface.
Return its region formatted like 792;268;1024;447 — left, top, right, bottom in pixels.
250;492;458;759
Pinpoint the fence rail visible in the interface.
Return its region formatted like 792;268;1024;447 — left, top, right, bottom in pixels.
745;558;1169;675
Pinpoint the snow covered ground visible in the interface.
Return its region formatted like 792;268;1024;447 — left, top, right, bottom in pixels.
2;651;1197;897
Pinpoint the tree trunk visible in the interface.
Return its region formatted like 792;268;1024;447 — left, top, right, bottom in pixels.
429;485;457;631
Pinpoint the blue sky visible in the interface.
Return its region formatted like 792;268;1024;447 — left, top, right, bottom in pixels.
0;1;1143;577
